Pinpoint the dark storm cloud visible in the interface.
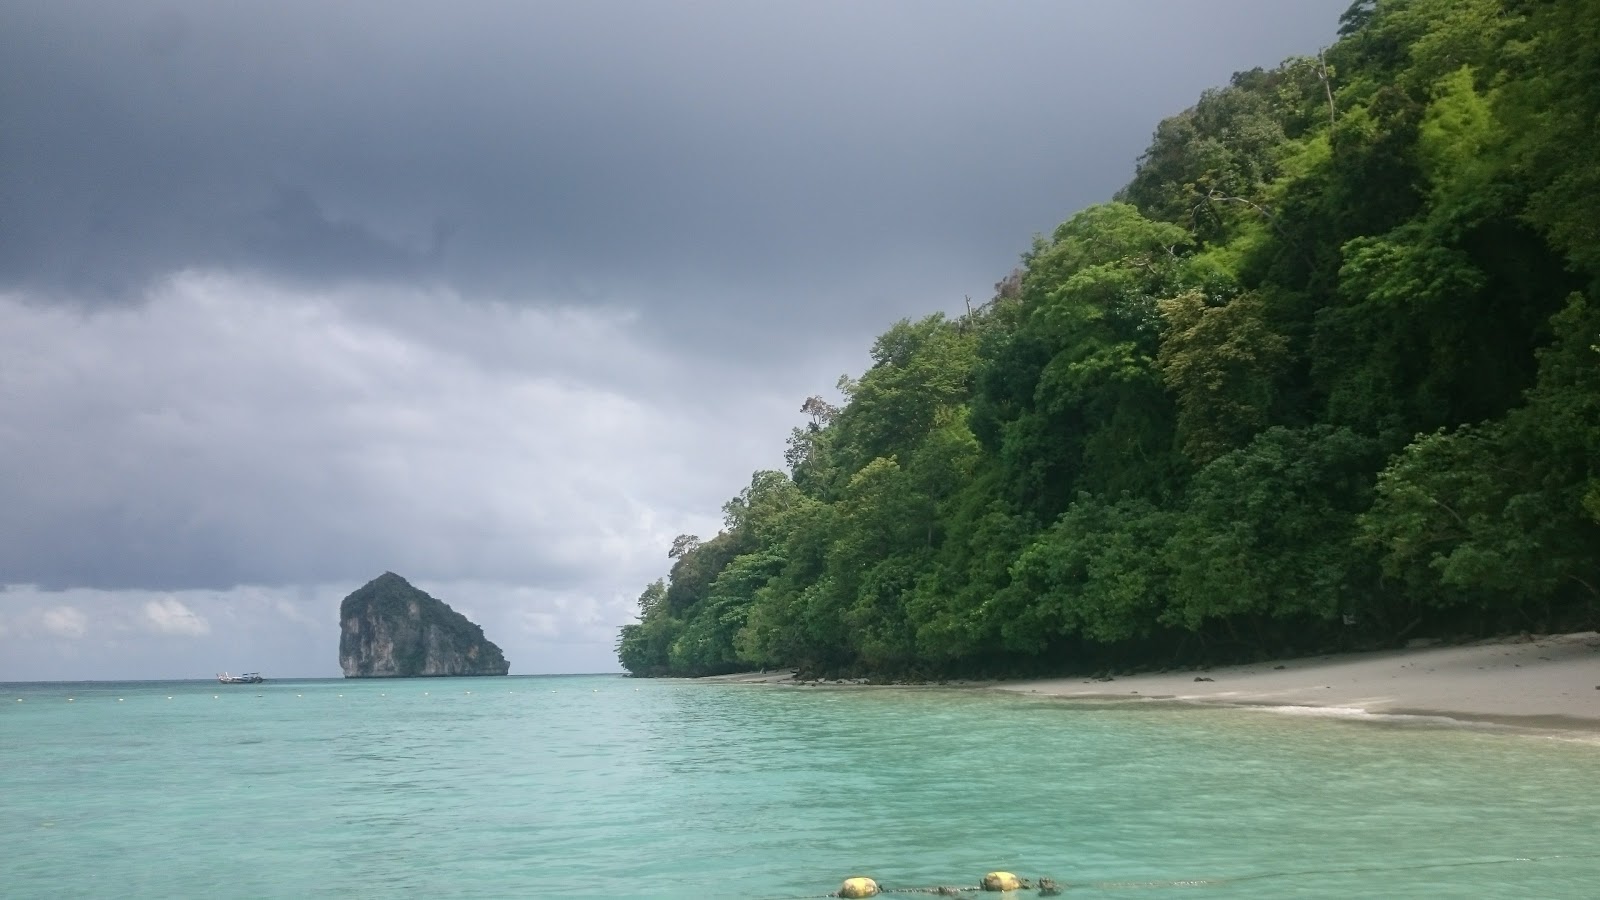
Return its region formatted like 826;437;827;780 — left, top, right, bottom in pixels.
2;0;1350;333
0;1;1352;676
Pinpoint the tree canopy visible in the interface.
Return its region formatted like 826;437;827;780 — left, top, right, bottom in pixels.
618;0;1600;679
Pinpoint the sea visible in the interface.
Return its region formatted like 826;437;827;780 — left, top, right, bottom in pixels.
4;675;1599;899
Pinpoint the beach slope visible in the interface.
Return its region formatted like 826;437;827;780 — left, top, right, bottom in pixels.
998;632;1600;729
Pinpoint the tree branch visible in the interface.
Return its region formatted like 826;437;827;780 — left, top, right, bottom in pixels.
1318;51;1338;131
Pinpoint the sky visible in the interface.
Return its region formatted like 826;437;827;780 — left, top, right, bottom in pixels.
0;0;1351;679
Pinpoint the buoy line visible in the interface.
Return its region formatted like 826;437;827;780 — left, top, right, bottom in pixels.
740;852;1600;900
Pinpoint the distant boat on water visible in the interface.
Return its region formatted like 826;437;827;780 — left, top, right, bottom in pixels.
217;672;264;684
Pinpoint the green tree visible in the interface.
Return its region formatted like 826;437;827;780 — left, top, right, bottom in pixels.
1005;495;1177;647
1501;0;1600;273
1164;426;1385;644
619;0;1600;678
973;203;1189;518
616;580;677;676
1158;290;1289;464
1361;293;1600;615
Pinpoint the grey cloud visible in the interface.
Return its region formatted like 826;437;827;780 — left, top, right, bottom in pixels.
0;274;769;593
245;186;436;283
0;585;333;679
2;0;1350;340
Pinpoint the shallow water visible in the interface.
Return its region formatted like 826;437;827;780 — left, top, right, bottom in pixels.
4;675;1599;898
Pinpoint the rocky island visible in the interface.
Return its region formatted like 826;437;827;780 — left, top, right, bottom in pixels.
339;572;510;677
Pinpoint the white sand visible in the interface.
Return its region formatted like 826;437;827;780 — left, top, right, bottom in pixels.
997;631;1600;730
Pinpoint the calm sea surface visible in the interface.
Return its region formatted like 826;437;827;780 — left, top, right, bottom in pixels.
4;675;1599;898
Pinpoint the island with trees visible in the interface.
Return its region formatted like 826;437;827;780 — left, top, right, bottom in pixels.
617;0;1600;680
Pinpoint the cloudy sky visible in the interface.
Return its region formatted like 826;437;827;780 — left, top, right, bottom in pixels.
0;0;1348;679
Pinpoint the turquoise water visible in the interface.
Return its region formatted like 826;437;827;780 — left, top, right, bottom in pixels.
4;676;1599;898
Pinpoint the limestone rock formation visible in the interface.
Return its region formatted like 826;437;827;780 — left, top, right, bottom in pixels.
339;572;509;677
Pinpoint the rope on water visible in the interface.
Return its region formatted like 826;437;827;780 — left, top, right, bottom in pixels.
742;851;1600;900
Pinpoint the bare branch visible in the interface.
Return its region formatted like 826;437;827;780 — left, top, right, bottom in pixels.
1206;190;1275;221
1317;51;1337;130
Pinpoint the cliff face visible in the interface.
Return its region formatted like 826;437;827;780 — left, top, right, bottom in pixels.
339;572;510;677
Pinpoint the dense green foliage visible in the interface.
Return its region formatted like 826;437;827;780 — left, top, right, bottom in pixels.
618;0;1600;678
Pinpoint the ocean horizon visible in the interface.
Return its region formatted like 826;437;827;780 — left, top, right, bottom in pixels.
4;673;625;684
6;674;1600;898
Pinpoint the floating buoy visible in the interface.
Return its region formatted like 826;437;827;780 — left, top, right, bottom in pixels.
167;696;173;700
838;876;880;898
982;872;1024;891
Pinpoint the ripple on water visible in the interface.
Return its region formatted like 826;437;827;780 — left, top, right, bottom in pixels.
2;676;1599;898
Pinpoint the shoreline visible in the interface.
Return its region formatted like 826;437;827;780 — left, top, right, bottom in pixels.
995;631;1600;732
696;631;1600;735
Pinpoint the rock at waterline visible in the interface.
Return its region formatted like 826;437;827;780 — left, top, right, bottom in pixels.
339;572;509;678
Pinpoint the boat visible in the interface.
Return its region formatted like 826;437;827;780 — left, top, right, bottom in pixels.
217;672;264;684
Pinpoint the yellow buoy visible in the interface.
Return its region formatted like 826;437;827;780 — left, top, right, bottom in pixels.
983;872;1023;891
838;876;880;898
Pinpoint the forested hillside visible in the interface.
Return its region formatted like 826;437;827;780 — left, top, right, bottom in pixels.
617;0;1600;678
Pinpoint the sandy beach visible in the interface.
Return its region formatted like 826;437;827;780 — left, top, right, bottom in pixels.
702;632;1600;732
997;631;1600;731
